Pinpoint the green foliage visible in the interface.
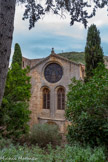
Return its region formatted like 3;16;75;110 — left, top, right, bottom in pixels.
0;141;106;162
66;64;108;146
0;63;31;138
85;24;104;80
12;43;22;68
4;64;31;102
30;124;62;147
58;51;108;67
0;136;12;149
58;52;85;64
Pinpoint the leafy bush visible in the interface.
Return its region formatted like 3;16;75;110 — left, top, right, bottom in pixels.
66;64;108;146
67;119;108;147
0;143;106;162
30;123;62;147
0;136;12;149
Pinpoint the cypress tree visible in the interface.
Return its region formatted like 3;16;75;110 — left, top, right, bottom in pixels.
85;24;104;80
12;43;22;68
0;64;31;138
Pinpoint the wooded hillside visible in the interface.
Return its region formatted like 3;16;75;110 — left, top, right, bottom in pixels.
58;52;108;65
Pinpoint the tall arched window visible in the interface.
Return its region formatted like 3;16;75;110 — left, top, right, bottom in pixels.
57;88;65;110
43;88;50;109
23;61;24;68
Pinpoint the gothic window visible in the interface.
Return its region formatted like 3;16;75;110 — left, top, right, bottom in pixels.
44;63;63;83
23;61;24;67
57;88;65;110
43;88;50;109
81;65;85;79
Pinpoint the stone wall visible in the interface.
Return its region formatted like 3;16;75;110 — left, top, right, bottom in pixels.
22;57;42;69
23;54;84;133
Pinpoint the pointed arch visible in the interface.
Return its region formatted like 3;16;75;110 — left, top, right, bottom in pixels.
57;87;65;110
43;88;50;109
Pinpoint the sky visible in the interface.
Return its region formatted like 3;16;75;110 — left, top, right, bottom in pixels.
11;4;108;61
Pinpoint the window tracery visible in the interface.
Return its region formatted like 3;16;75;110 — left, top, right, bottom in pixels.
43;88;50;109
57;88;65;110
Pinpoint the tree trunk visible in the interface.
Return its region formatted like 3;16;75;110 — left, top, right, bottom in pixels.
0;0;16;105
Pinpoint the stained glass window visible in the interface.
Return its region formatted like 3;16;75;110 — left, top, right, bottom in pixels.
57;88;65;110
43;88;50;109
44;63;63;83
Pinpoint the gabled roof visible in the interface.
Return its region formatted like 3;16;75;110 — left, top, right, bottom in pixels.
30;53;81;70
22;56;43;68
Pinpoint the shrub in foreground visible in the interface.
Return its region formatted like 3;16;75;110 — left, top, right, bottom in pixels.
66;64;108;146
0;142;106;162
0;136;12;149
30;123;62;147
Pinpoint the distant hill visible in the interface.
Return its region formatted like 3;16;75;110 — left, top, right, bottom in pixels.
58;52;108;66
58;52;85;64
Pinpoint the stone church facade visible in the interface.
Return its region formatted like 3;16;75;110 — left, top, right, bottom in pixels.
22;49;85;133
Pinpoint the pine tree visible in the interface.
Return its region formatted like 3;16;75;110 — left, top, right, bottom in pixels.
12;43;22;68
85;24;104;80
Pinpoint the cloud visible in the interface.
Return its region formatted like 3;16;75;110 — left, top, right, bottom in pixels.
11;4;108;60
88;7;108;27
